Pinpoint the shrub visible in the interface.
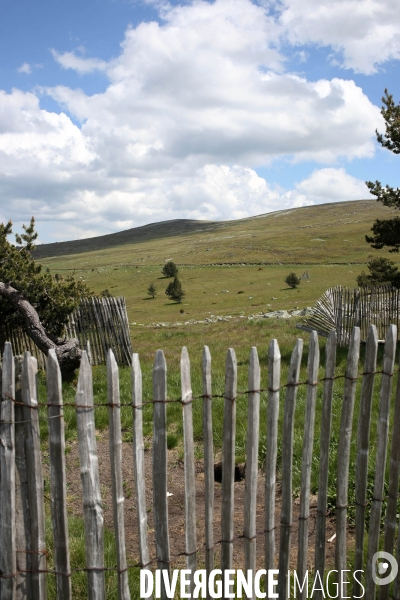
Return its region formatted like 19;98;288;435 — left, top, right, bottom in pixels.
285;272;300;288
147;282;157;298
356;257;400;288
162;261;178;278
165;276;185;302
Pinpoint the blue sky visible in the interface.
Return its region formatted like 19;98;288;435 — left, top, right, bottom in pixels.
1;0;400;243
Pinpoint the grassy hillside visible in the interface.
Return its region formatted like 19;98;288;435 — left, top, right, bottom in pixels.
39;199;400;326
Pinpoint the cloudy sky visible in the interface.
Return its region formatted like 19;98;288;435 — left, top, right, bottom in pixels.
1;0;400;243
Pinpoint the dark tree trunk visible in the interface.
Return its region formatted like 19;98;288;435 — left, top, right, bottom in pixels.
0;282;82;376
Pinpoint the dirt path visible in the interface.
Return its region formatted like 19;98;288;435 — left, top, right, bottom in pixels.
61;434;341;573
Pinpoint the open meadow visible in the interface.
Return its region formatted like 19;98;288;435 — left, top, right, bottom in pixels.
29;200;400;598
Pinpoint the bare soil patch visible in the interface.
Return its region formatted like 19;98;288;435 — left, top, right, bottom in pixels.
62;433;342;573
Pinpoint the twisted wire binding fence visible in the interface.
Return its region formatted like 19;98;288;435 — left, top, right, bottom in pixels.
0;325;400;599
297;286;400;346
0;296;132;369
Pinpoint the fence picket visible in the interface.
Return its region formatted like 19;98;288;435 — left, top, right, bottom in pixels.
314;330;336;599
14;355;33;600
382;341;400;600
244;347;260;599
22;353;47;600
131;353;150;574
46;350;72;600
297;332;320;600
152;350;170;600
335;327;360;585
278;338;303;600
365;325;397;600
181;347;197;594
107;349;130;600
201;345;214;591
0;342;16;599
353;325;378;598
76;351;106;600
221;348;237;579
265;339;281;572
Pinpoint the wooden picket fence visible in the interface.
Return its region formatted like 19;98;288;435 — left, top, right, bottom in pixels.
1;326;400;599
297;286;400;346
0;296;132;368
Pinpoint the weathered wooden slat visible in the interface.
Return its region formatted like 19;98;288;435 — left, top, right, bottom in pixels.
22;353;47;600
365;325;397;600
202;346;214;588
0;342;16;599
314;330;337;600
221;348;237;578
46;350;72;600
181;347;197;594
131;353;150;573
297;332;320;600
278;338;303;600
382;337;400;600
14;355;33;600
353;325;378;599
152;350;170;600
265;339;281;572
244;347;260;600
335;327;360;579
107;349;130;600
76;351;106;600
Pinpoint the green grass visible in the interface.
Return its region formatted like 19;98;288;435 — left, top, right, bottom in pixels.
38;200;400;327
31;199;400;597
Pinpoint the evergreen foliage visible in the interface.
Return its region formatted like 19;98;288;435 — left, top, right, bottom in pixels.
366;90;400;252
162;261;178;278
147;282;157;298
165;276;185;302
0;218;92;337
356;257;400;288
285;272;300;288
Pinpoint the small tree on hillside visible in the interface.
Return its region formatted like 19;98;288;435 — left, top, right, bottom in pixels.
356;257;400;288
285;273;300;288
162;261;178;278
165;276;185;302
147;282;157;298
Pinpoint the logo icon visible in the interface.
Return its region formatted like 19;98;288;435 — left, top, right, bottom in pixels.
372;551;398;586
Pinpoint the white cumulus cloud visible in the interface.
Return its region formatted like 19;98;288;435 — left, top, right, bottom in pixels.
0;0;395;241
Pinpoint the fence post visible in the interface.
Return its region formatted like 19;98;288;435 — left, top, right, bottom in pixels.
265;340;280;572
365;325;397;600
152;350;170;600
383;338;400;600
131;354;150;574
202;345;214;593
353;325;378;598
335;327;360;588
297;331;320;600
181;347;197;595
46;350;72;600
0;342;16;599
14;354;34;600
21;353;47;600
244;347;260;600
107;349;130;600
221;348;237;580
314;330;337;600
76;351;106;600
278;338;303;600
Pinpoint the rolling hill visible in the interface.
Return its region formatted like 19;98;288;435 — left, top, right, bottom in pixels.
38;199;400;325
